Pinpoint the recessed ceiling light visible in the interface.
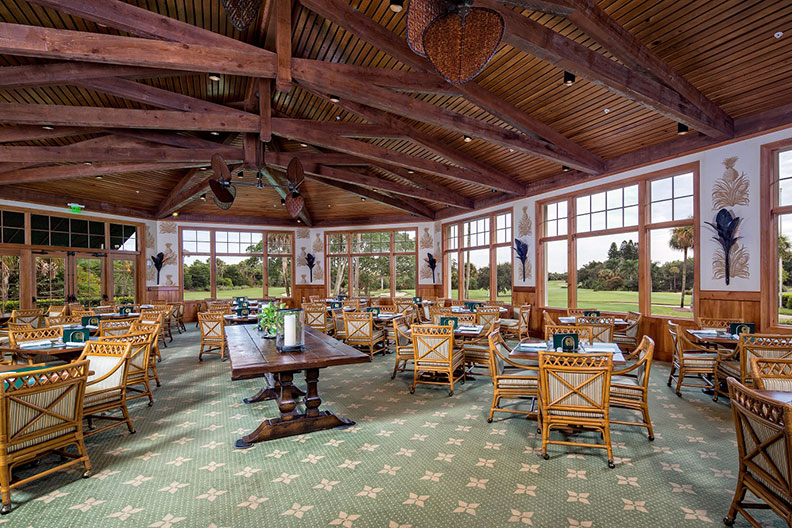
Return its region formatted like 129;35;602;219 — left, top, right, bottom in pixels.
299;143;308;147
210;131;220;136
775;31;784;39
604;108;610;114
361;197;366;201
208;73;221;82
136;190;140;194
329;95;340;103
464;135;472;142
389;0;404;13
172;212;179;217
677;122;690;135
95;175;103;180
509;148;514;153
335;116;341;120
200;194;206;201
562;165;570;172
563;71;576;86
327;204;332;208
297;219;301;223
407;169;415;174
83;161;92;166
41;125;54;130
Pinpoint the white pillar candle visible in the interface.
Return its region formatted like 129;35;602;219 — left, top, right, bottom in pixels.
284;313;297;347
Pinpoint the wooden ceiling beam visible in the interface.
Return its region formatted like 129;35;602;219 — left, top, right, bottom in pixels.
2;186;155;218
293;61;596;173
0;23;276;78
478;0;733;140
0;161;207;185
0;103;259;133
310;176;434;220
74;77;251;115
264;152;369;166
296;0;602;172
0;63;182;90
25;0;264;54
106;130;233;150
271;118;525;194
499;0;574;16
275;0;293;92
0;125;91;143
0;146;243;163
564;0;731;133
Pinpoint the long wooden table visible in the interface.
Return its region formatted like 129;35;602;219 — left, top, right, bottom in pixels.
227;324;369;447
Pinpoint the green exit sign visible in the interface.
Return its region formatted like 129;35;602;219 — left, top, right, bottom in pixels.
67;203;84;214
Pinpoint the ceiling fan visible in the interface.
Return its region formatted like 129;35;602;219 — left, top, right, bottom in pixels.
207;141;306;218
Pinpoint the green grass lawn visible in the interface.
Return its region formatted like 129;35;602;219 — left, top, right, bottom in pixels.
184;286;289;300
546;280;693;318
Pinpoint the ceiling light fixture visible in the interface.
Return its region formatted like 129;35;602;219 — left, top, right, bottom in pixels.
172;212;179;217
562;165;570;172
210;131;220;136
200;194;207;201
361;197;366;201
407;169;415;174
83;162;92;166
41;125;54;130
208;73;221;82
775;31;784;39
563;71;576;86
329;95;340;103
389;0;404;13
677;123;690;135
299;143;308;147
95;175;103;180
604;108;610;114
463;135;472;143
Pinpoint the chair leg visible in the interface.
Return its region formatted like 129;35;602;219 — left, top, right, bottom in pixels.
198;343;204;362
724;474;748;526
666;364;675;386
712;371;720;402
642;405;654;441
77;435;92;477
604;422;614;468
540;419;550;459
0;465;11;514
675;368;684;396
487;393;499;423
142;377;154;406
410;369;418;394
121;402;135;434
448;372;454;397
149;358;161;387
392;357;401;379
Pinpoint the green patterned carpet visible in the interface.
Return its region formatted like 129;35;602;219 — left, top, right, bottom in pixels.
6;328;775;527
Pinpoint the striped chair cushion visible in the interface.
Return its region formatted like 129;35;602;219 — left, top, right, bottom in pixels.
610;375;644;400
717;360;741;379
496;372;538;388
348;329;385;343
681;353;718;367
463;345;490;361
613;335;637;346
417;351;464;369
546;371;605;418
86;356;125;392
500;318;519;328
740;417;790;504
8;386;79;453
759;378;792;391
84;387;123;407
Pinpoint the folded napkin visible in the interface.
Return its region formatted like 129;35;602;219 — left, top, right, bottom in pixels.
65;341;89;347
581;345;616;353
18;339;56;349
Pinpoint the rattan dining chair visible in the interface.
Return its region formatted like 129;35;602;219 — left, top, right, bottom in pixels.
750;357;792;391
130;321;162;387
9;327;64;364
543;324;594;346
501;304;531;340
305;304;333;334
70;310;95;318
10;309;43;329
98;318;136;337
139;310;167;349
198;312;227;362
538;350;614;467
343;312;386;359
609;336;655;440
475;306;500;328
486;331;538;422
45;315;81;327
6;323;32;332
724;377;792;527
461;321;500;376
575;315;615;343
0;360;92;514
697;317;743;330
92;305;116;315
667;321;718;396
542;310;557;328
391;317;413;379
614;311;642;353
713;334;792;402
78;341;135;437
46;305;66;317
99;331;156;406
411;325;463;396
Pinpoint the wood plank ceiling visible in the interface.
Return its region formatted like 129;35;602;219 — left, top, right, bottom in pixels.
0;0;790;226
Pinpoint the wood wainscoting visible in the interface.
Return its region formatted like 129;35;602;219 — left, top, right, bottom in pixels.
417;284;442;300
145;286;180;304
294;284;326;306
697;290;762;328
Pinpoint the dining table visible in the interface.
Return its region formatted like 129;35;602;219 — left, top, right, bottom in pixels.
686;328;740;347
755;389;792;404
558;316;629;326
509;341;627;365
226;324;369;446
224;314;259;325
0;337;96;364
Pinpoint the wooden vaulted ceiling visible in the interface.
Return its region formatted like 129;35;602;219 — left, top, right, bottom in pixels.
0;0;790;227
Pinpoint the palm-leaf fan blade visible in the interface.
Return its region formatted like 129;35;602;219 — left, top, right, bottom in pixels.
407;0;445;57
423;7;504;84
284;157;305;219
209;153;235;210
221;0;263;31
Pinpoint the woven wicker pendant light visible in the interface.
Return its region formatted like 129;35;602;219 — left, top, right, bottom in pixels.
221;0;263;31
423;6;504;84
407;0;445;57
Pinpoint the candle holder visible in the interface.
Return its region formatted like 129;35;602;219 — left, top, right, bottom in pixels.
276;308;305;353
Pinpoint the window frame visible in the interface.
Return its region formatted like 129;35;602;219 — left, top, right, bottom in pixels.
178;226;294;301
761;138;792;332
324;228;418;299
442;208;513;302
536;163;700;318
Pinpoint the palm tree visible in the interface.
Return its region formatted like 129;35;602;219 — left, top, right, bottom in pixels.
669;225;694;308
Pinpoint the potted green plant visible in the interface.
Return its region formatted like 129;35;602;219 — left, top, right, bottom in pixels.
257;301;283;338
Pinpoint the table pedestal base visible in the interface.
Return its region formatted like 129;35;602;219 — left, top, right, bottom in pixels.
242;373;306;404
236;367;351;447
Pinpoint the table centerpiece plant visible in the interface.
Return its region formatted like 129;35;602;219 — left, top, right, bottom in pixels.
257;301;284;338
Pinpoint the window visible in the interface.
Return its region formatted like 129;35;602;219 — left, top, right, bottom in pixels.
113;258;136;303
0;211;24;244
109;223;138;251
326;230;417;298
443;210;512;302
35;256;66;306
764;142;792;326
0;254;20;314
180;229;292;300
31;214;105;249
538;166;697;317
